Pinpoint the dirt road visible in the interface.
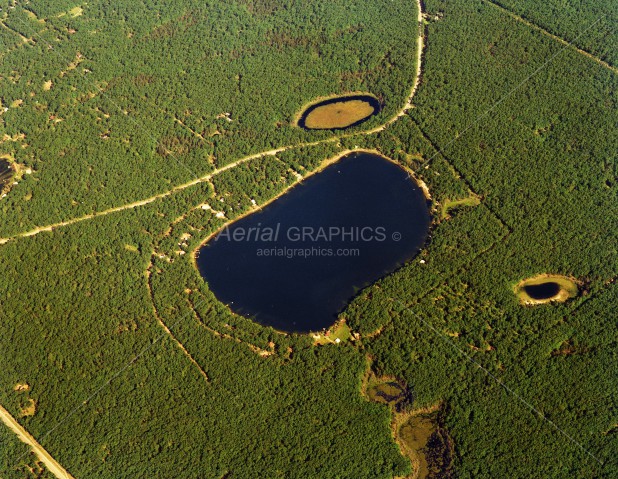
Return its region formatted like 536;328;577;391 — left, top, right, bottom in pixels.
0;404;75;479
0;0;426;246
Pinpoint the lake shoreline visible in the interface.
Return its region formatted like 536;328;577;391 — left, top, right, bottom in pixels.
194;150;431;333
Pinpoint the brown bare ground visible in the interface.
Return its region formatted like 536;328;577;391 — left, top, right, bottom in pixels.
19;398;37;417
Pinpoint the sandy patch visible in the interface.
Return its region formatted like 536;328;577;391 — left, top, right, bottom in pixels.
69;6;84;17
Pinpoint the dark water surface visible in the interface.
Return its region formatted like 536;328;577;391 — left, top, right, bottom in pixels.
196;152;430;333
523;282;561;300
0;159;12;189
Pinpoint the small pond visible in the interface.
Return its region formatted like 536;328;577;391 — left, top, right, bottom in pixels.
523;282;560;300
0;158;12;190
515;274;578;305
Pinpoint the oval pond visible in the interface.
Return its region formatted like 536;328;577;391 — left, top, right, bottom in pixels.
297;95;381;130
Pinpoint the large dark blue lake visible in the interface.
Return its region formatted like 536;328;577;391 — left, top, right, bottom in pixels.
196;152;431;333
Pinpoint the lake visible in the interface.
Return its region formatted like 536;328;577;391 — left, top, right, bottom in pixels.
196;152;431;333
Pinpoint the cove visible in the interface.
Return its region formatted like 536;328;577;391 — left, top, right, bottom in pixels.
297;95;381;130
196;152;431;333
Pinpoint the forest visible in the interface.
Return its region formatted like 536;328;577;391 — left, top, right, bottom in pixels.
0;0;616;478
487;0;617;66
0;0;419;236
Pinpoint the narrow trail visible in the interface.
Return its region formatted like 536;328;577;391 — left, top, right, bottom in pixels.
0;18;34;45
483;0;617;74
145;266;210;382
0;139;351;246
188;298;275;358
0;147;287;245
0;0;425;246
366;6;425;134
0;404;75;479
174;117;207;142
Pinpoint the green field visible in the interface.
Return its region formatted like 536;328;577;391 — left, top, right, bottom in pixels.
0;0;616;477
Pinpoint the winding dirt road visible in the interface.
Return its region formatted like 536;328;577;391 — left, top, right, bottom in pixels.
0;148;285;245
0;0;426;247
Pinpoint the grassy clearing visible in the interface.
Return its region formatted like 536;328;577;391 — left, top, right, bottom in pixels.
514;274;579;304
69;6;84;17
19;398;37;417
313;319;351;345
24;10;46;24
440;195;480;219
303;100;376;129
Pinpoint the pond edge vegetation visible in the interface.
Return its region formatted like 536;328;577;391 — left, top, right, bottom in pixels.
514;274;580;305
0;155;16;196
293;92;382;130
359;360;454;479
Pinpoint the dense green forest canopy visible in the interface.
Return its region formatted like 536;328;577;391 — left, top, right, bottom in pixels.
0;0;418;235
487;0;617;66
0;0;616;478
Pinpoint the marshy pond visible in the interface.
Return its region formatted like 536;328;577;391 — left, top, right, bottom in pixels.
398;413;453;479
0;158;12;190
297;95;381;130
196;152;430;333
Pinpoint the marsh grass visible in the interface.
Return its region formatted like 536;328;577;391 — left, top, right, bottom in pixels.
303;100;376;129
